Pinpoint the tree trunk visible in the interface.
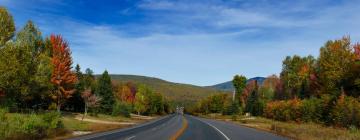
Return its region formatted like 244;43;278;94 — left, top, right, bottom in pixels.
57;99;61;113
82;103;87;121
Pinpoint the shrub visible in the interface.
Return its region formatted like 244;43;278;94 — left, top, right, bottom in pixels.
0;111;63;139
330;94;360;127
264;98;301;122
112;102;132;118
41;111;63;129
300;98;323;123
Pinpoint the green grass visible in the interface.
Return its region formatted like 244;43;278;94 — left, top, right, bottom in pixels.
0;109;64;140
62;117;90;131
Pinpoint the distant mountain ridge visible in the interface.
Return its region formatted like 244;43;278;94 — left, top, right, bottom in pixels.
207;77;266;91
96;74;229;105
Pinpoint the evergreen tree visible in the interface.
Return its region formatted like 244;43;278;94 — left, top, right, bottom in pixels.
96;70;115;113
64;64;85;112
245;80;264;116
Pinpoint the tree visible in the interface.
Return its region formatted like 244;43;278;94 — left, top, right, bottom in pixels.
96;70;114;113
116;83;135;104
134;87;147;115
318;36;355;96
83;68;95;89
0;43;31;107
65;64;85;112
245;80;264;116
49;35;77;112
0;7;15;46
280;55;315;99
81;89;101;120
232;75;247;105
343;43;360;97
15;20;46;108
259;75;280;101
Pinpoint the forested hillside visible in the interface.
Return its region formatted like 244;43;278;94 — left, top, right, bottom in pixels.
103;75;229;104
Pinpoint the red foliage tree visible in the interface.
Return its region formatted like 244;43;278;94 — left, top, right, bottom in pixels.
49;34;77;112
81;89;101;120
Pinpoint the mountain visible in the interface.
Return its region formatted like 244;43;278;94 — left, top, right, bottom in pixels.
99;74;229;105
207;77;266;91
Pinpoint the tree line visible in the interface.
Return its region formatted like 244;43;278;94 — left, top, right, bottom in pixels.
192;36;360;128
0;7;172;117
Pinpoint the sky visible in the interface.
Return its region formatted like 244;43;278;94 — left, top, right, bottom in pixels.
1;0;360;86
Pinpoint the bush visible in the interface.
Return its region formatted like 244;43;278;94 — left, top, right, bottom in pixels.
112;102;132;118
300;98;323;123
264;98;301;122
41;111;63;129
0;110;63;139
330;94;360;127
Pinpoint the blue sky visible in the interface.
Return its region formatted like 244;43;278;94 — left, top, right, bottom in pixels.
1;0;360;86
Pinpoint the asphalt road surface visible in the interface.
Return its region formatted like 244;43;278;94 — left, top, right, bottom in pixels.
69;114;288;140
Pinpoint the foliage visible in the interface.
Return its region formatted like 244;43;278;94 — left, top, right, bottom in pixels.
108;74;229;109
245;80;265;116
49;35;77;112
330;93;360;127
115;82;136;104
0;7;15;46
96;70;115;114
196;93;229;114
317;36;355;96
133;85;168;115
223;101;240;115
232;75;247;105
0;109;63;139
300;97;323;123
64;64;85;112
112;102;132;118
280;55;315;99
264;98;302;122
81;89;101;119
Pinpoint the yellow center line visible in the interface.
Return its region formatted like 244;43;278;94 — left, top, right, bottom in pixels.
170;116;188;140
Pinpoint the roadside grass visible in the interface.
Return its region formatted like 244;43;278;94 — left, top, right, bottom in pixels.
200;114;360;140
0;109;66;140
0;109;156;140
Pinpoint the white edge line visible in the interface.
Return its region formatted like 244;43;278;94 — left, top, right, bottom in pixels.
194;117;230;140
125;135;136;140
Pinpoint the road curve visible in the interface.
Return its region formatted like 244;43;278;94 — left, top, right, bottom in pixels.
188;115;288;140
68;114;288;140
68;114;182;140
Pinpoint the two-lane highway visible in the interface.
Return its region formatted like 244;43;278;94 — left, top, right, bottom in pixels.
69;114;288;140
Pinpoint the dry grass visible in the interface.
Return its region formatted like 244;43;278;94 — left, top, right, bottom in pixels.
201;114;360;140
55;113;156;139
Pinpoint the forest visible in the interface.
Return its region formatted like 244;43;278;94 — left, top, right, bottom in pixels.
191;36;360;128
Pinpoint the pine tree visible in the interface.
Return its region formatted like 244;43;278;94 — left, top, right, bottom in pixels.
96;70;115;113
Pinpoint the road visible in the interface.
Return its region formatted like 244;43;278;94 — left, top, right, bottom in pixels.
69;114;288;140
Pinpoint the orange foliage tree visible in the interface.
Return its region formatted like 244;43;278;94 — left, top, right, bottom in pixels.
115;82;136;104
49;35;77;112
